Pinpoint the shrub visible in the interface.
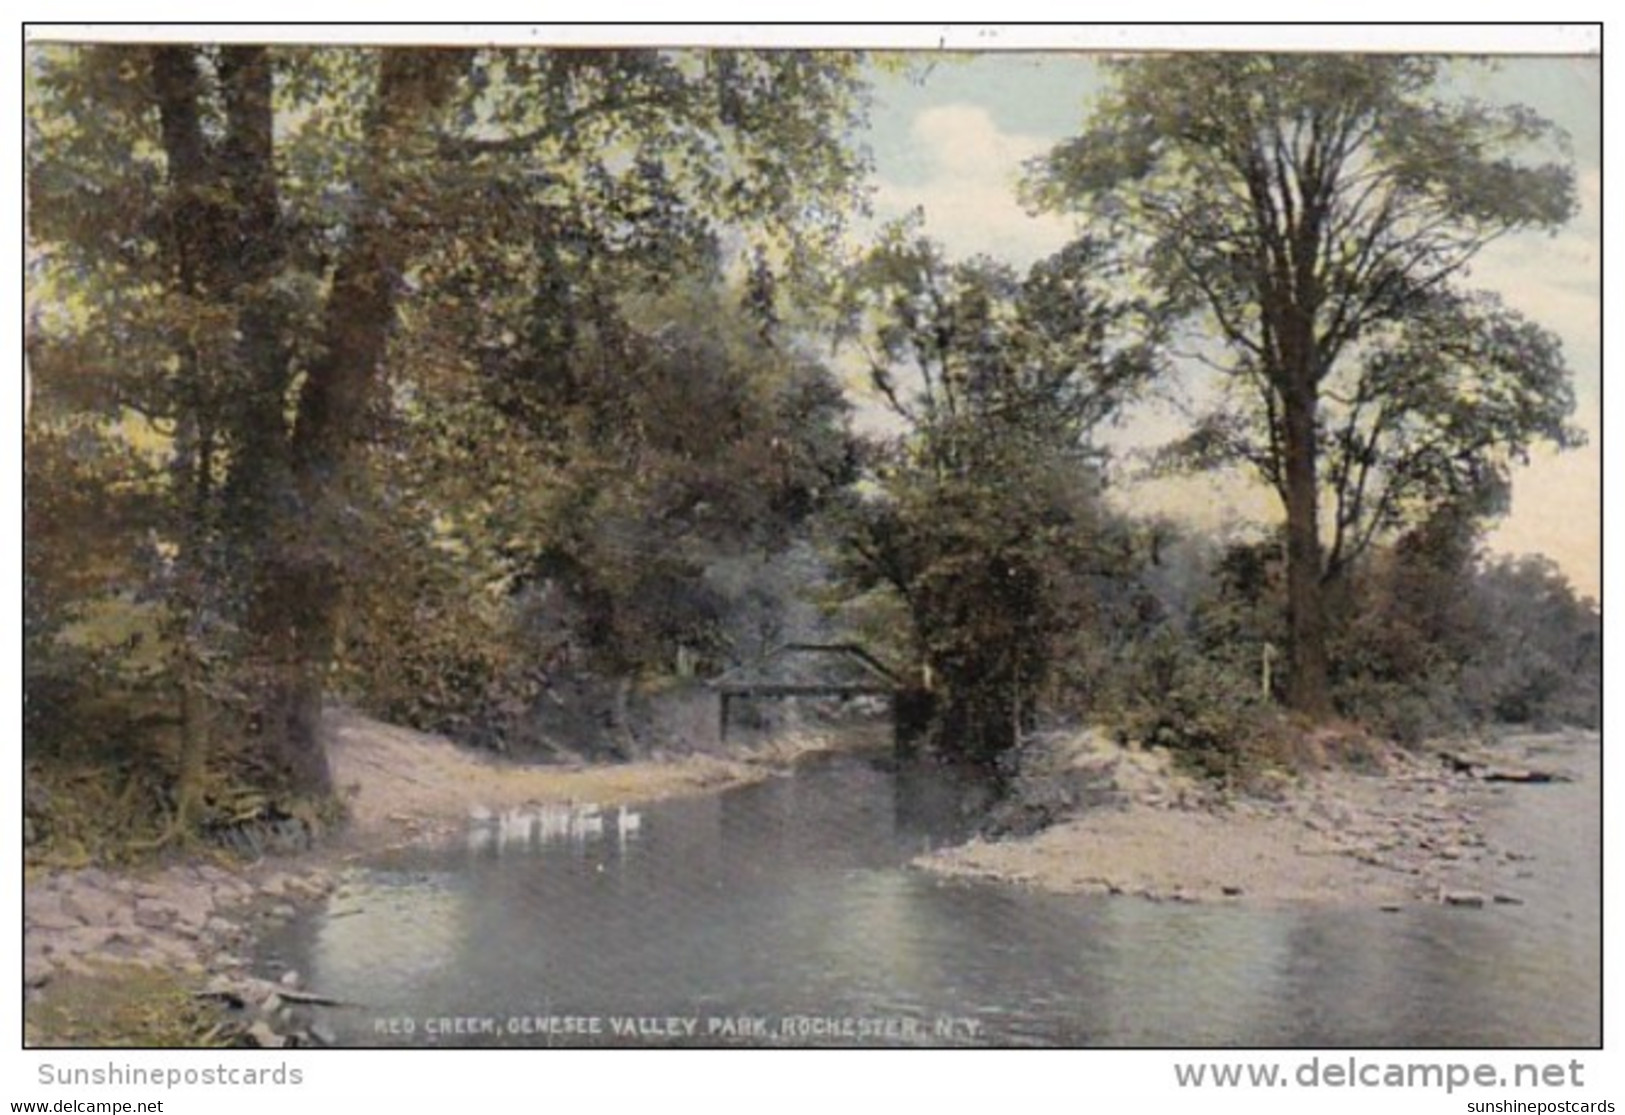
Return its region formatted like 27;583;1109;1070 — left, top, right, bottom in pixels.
1110;630;1287;784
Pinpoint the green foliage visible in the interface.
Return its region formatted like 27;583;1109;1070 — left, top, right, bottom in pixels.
1029;53;1583;715
335;494;528;744
1458;554;1600;729
836;228;1149;765
1107;628;1286;784
28;42;875;797
334;274;858;745
1108;503;1600;759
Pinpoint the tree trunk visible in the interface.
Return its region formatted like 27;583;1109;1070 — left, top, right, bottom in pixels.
246;49;470;796
246;554;341;794
218;46;297;539
1280;377;1333;718
150;46;220;815
148;47;470;797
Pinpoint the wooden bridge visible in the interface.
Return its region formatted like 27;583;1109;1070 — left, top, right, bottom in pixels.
710;642;927;750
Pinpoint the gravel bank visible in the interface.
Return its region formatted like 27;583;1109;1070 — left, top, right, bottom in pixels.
918;729;1580;908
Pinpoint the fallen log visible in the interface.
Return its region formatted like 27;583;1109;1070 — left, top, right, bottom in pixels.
1481;768;1572;784
195;986;355;1008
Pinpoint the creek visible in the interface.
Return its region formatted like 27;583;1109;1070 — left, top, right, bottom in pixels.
259;736;1599;1047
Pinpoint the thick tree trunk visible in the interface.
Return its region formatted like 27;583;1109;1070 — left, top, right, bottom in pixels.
247;49;470;796
248;224;408;795
1280;378;1333;718
218;46;297;533
247;553;341;794
150;47;220;816
148;47;470;798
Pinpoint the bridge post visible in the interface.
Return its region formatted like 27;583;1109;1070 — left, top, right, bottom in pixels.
893;686;934;760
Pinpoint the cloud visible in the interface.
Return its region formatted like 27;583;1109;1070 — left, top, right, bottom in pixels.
865;104;1075;266
909;103;1046;177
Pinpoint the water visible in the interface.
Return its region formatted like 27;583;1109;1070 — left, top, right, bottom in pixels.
261;737;1600;1047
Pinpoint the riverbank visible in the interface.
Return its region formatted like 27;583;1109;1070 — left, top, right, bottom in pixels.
24;707;865;1045
918;727;1587;908
322;706;859;848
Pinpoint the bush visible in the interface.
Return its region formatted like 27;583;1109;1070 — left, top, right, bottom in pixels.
1332;674;1468;747
1110;630;1288;784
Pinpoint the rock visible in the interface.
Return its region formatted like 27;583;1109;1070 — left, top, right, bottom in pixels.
133;900;178;930
47;924;122;956
203;974;244;1001
60;888;129;927
1441;891;1487;908
57;955;99;978
279;969;301;988
1493;894;1526;906
25;892;85;931
212;877;254;902
1378;903;1403;913
281;875;327;899
194;864;236;887
24;954;55;989
167;888;216;928
1221;884;1244;897
245;1021;285;1049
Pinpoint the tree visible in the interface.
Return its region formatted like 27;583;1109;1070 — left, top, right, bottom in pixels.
27;44;872;798
463;276;857;677
1461;554;1600;728
836;226;1152;764
1028;55;1582;717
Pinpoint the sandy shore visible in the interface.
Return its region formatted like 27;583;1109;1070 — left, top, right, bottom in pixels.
918;730;1570;908
323;707;844;848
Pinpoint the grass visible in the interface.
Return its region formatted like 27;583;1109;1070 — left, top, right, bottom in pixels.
25;964;235;1048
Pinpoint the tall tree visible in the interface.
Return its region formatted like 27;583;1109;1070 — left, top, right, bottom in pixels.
28;44;871;796
1027;55;1581;717
837;227;1152;764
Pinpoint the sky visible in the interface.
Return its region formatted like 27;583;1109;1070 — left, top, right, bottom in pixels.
851;51;1602;600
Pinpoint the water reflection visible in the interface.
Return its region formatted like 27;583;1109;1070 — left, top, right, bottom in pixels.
466;803;644;855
